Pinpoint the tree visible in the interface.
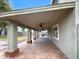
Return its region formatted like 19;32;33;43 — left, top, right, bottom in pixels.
0;22;7;36
0;0;11;36
0;0;11;12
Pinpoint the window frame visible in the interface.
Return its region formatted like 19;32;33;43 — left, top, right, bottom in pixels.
52;24;59;40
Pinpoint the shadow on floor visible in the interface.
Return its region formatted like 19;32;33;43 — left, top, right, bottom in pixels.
0;37;68;59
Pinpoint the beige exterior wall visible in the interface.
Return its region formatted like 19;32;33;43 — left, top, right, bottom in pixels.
76;0;79;59
75;0;79;24
51;0;75;5
58;0;75;3
48;9;76;59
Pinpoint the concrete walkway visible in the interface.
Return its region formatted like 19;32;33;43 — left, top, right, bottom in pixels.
0;41;7;51
0;37;27;51
0;37;68;59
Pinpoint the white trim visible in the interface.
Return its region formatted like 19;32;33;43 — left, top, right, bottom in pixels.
0;2;75;18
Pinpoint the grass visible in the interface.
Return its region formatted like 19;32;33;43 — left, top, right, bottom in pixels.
0;36;7;41
0;36;27;41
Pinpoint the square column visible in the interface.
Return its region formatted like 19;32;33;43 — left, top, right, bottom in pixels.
47;28;52;40
5;22;19;57
33;30;37;40
22;27;25;37
33;31;39;40
27;29;32;43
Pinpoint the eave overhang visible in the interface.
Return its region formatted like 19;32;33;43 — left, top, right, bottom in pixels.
0;2;75;30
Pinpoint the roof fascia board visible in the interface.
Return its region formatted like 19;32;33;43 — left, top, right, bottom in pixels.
0;2;75;17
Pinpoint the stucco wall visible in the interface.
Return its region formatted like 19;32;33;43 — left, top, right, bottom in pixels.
77;24;79;59
58;0;75;3
48;9;76;59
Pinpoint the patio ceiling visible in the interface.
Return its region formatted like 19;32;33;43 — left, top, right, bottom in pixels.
0;2;75;30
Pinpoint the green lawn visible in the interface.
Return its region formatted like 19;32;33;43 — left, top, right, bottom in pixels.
0;36;7;41
0;36;26;41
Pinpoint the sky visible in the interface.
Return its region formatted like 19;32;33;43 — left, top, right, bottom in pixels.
10;0;52;10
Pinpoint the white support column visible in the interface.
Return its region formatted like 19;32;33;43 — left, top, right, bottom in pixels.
33;30;39;40
36;31;39;39
27;28;32;43
33;30;37;40
22;27;25;37
5;22;19;57
47;28;52;40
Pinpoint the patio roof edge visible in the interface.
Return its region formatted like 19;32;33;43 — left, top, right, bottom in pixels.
0;2;75;18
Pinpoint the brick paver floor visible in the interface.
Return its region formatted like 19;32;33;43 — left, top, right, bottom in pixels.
0;37;68;59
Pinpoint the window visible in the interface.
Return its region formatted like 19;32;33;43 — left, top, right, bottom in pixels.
52;24;59;40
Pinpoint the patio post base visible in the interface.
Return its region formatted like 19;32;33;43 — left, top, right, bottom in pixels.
27;40;32;43
5;48;19;57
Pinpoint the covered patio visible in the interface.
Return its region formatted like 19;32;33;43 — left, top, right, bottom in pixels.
0;36;68;59
0;2;76;59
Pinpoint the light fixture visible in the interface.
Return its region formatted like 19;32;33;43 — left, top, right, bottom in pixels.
39;23;44;32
